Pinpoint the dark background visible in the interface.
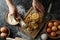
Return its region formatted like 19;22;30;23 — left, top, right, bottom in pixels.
0;0;60;40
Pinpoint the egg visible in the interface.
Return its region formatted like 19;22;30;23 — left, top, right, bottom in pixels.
41;34;47;40
47;28;51;33
54;21;59;26
1;33;7;37
48;22;53;27
50;32;56;37
56;31;60;35
58;25;60;30
52;26;57;31
1;27;7;33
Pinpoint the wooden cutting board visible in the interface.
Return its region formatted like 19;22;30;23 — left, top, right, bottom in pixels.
18;7;45;39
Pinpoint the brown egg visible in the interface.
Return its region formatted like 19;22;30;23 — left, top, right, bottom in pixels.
1;27;7;33
58;25;60;30
54;21;59;26
52;26;57;31
1;33;7;37
48;22;53;27
50;32;56;37
56;31;60;35
47;28;51;33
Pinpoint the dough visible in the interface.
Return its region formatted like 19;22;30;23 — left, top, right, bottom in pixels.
7;14;19;25
30;22;38;29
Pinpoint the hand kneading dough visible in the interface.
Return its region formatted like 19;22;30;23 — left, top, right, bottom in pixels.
7;14;19;25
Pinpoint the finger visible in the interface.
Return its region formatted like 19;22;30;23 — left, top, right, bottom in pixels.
39;3;45;13
36;3;45;13
33;6;37;11
36;5;44;13
32;4;37;11
16;17;21;21
14;12;21;21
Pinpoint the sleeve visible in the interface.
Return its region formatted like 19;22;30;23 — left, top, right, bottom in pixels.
39;0;50;12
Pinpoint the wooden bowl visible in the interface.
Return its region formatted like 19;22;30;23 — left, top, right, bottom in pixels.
0;27;10;38
45;20;60;39
5;13;19;25
6;27;10;37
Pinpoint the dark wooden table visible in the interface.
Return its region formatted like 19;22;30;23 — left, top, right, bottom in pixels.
0;0;60;40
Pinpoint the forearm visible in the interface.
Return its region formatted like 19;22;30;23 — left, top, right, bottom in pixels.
6;0;17;13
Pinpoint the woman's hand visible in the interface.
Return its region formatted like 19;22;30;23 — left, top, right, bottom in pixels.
32;0;45;13
6;0;21;21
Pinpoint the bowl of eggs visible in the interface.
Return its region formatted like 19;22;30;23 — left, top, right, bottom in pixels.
0;27;10;38
46;20;60;39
